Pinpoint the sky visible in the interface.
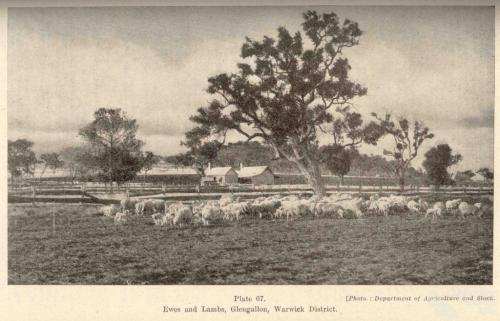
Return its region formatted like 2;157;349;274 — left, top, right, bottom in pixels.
7;6;494;172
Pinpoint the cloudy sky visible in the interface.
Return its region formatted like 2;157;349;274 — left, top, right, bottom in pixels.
8;6;494;171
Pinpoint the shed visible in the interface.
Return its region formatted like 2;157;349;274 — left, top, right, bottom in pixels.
203;166;239;185
237;165;275;185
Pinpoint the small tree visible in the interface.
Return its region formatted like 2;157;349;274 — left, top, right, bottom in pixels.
319;144;352;184
79;108;143;192
372;113;434;192
38;152;65;180
476;167;494;183
140;151;159;176
8;139;37;183
180;138;223;176
139;151;160;184
319;109;383;184
185;10;370;197
422;144;462;189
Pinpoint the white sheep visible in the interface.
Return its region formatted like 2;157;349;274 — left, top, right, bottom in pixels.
279;200;311;221
201;203;223;225
425;202;445;220
407;199;420;212
120;197;139;212
101;204;119;217
172;205;193;226
221;202;249;221
457;201;478;219
114;210;130;223
315;202;344;218
445;199;462;214
135;201;146;216
336;197;364;218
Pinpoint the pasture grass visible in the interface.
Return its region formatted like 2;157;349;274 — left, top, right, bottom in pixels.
8;201;493;285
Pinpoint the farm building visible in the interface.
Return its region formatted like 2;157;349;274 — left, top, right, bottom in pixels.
137;166;201;185
237;165;275;185
202;166;239;186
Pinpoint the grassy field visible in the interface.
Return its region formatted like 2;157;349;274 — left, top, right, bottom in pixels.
8;199;493;285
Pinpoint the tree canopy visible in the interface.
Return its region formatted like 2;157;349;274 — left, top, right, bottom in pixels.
372;113;434;191
185;10;373;196
476;167;494;182
79;108;144;189
8;139;37;182
38;152;65;180
422;144;462;187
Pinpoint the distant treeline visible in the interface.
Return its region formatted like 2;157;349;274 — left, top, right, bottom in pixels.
166;141;425;181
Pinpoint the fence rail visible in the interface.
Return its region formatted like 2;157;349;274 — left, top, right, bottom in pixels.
8;181;493;205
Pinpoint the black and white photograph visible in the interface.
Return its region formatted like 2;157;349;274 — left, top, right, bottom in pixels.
6;5;494;285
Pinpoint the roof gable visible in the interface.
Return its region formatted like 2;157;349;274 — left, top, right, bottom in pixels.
205;167;235;176
237;166;272;178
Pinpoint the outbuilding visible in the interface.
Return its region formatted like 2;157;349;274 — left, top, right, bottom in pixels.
203;166;239;186
237;165;275;185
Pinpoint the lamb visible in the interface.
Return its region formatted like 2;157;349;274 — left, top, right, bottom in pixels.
425;202;445;220
151;213;165;226
101;204;119;217
135;201;146;216
406;199;420;212
114;210;130;223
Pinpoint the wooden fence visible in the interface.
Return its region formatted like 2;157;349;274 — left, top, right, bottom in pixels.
8;181;493;205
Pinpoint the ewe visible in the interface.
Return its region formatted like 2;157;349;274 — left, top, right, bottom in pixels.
201;203;223;226
457;201;478;219
120;197;139;212
445;199;462;214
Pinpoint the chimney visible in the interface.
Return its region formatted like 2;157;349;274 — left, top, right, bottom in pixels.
240;161;243;171
208;162;211;171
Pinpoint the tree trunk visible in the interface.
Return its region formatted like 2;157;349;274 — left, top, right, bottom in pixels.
276;140;325;197
398;169;406;193
293;158;325;197
340;175;345;185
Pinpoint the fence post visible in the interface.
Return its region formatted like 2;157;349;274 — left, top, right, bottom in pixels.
52;205;56;237
358;184;362;194
31;185;36;205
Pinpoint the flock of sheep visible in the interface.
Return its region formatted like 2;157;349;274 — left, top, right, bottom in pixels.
99;193;493;227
